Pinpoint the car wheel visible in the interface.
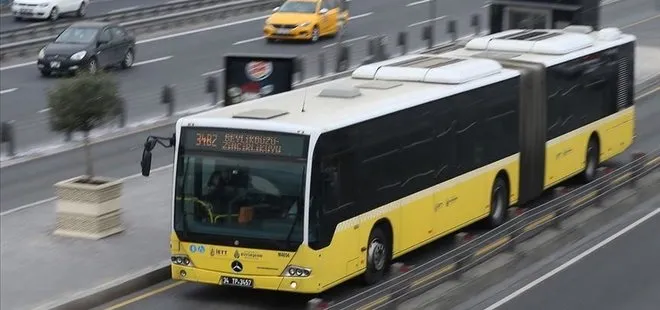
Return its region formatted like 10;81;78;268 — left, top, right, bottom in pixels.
49;7;59;21
88;58;98;74
14;16;23;22
40;70;51;77
265;37;275;44
310;26;320;43
120;49;134;69
76;1;87;17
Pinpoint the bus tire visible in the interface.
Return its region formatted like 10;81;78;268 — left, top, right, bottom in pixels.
580;138;599;183
363;226;390;285
488;177;509;228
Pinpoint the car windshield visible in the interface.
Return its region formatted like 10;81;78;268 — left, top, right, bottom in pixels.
55;27;98;44
278;1;317;13
174;152;307;247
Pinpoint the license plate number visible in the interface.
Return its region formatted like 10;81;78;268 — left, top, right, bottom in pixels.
19;9;33;13
276;28;290;34
220;276;253;288
50;61;60;68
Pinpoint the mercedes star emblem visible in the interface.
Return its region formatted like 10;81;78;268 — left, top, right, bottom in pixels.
231;260;243;273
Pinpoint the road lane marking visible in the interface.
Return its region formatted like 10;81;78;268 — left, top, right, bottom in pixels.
620;13;660;29
232;12;373;46
201;68;225;76
0;15;270;71
38;108;51;113
408;15;446;28
108;6;140;14
0;88;18;95
322;35;369;49
233;36;264;45
103;281;185;310
406;0;430;7
133;56;173;66
483;207;660;310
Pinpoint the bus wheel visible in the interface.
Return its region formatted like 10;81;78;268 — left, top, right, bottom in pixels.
581;138;599;183
488;177;509;228
363;227;389;285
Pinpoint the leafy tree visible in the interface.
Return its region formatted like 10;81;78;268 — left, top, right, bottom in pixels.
47;71;123;182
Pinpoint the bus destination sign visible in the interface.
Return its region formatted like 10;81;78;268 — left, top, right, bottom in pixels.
183;128;307;157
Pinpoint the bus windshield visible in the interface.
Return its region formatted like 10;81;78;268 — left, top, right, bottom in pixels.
174;152;306;248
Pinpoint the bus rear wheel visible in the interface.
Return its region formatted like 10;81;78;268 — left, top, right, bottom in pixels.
363;226;390;285
580;138;599;183
488;177;509;228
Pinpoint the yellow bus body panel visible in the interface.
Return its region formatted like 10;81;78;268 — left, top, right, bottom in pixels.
544;106;635;188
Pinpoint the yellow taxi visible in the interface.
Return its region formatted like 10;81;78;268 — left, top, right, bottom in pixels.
263;0;349;43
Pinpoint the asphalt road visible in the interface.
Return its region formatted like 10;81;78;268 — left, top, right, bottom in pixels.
0;0;658;211
0;0;171;31
0;0;490;152
449;194;660;310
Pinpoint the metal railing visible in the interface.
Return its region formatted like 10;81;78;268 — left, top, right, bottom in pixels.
316;148;660;310
0;0;280;60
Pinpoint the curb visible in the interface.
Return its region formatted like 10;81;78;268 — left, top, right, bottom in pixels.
2;66;660;169
402;171;660;310
38;263;171;310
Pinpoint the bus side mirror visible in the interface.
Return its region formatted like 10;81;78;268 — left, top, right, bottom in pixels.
141;143;153;177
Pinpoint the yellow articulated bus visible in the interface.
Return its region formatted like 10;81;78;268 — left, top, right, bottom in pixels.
140;26;635;294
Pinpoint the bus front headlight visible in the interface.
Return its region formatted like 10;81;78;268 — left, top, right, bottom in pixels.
282;265;311;277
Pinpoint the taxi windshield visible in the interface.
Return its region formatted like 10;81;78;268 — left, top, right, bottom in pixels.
278;1;317;13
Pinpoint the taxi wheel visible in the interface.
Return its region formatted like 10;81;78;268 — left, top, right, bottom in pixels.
310;26;320;43
265;37;275;44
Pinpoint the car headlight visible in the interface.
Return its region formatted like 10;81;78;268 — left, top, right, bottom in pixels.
38;48;45;59
70;51;87;61
298;22;310;27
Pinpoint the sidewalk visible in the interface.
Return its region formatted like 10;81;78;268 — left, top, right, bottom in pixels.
1;45;659;310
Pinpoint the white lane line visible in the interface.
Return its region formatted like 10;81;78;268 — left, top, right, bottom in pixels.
133;55;173;66
321;35;369;49
0;164;176;217
233;36;264;46
406;0;430;7
0;13;13;18
201;68;225;76
483;207;660;310
38;108;51;113
167;0;187;3
108;6;139;13
349;12;373;20
0;88;18;95
408;15;446;28
0;15;270;71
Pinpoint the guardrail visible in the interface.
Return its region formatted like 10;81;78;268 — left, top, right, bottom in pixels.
316;147;660;310
0;0;280;60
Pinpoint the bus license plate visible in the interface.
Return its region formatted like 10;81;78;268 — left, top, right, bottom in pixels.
221;276;253;288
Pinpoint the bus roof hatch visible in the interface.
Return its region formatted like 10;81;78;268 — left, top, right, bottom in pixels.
351;55;502;84
465;29;595;55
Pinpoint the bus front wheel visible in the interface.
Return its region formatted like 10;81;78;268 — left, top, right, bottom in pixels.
363;226;390;285
488;177;509;228
580;138;599;183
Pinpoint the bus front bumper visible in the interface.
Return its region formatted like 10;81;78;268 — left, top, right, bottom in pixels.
171;264;319;293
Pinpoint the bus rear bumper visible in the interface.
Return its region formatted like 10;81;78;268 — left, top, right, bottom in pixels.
171;265;320;293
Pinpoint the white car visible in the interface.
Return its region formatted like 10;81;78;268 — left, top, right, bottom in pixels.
11;0;88;21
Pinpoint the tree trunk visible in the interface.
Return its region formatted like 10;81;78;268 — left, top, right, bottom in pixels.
83;131;94;180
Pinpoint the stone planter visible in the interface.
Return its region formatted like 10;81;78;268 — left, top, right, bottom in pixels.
53;175;124;239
